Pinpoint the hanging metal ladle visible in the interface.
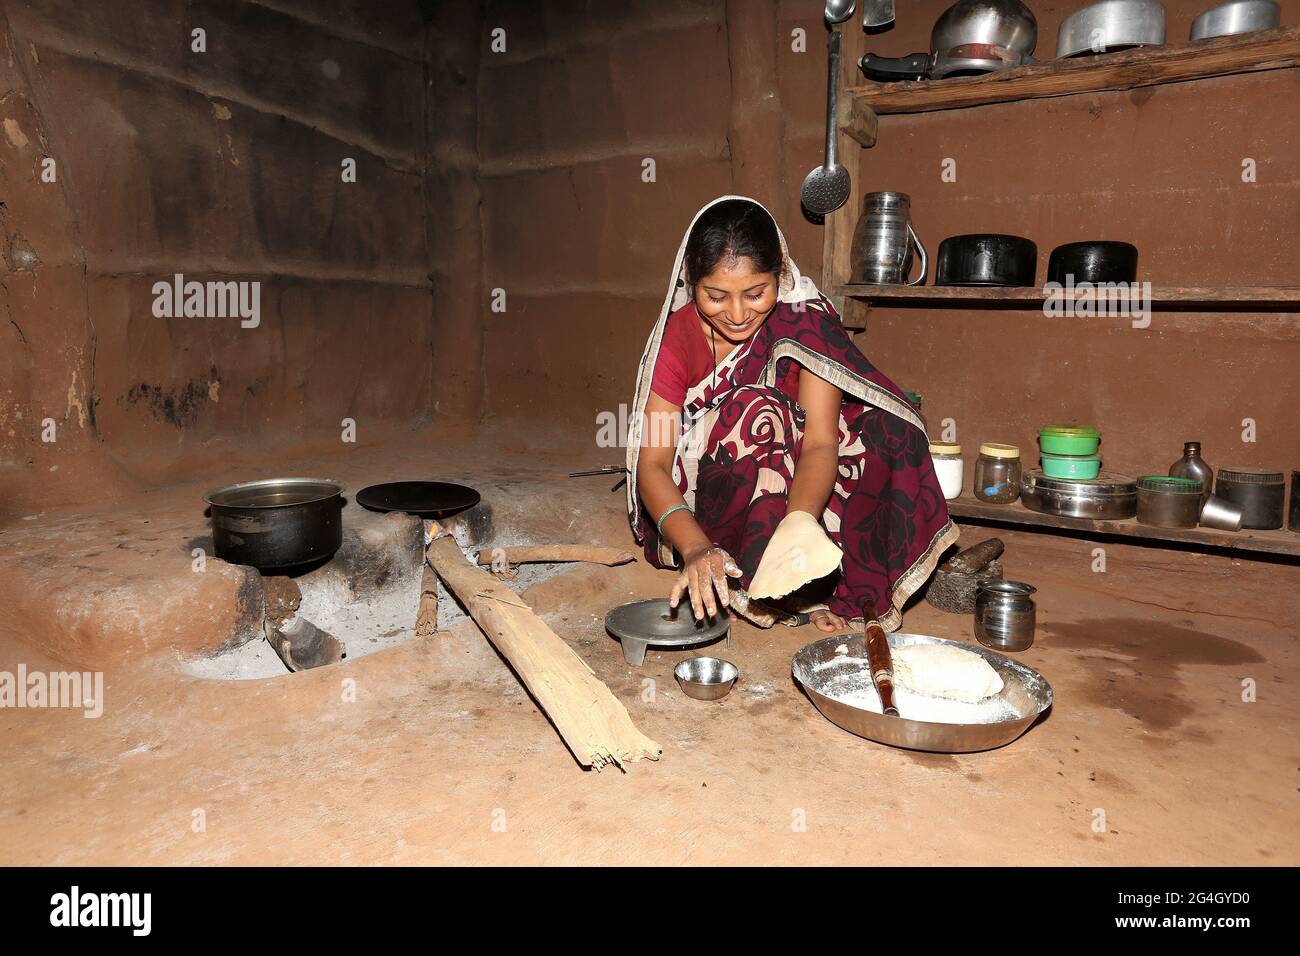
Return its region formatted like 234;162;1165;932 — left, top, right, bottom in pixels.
801;1;855;217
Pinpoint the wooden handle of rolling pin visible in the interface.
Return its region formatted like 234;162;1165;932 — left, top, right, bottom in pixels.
864;620;899;717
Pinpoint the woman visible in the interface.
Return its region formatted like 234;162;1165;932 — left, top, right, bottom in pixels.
626;196;957;633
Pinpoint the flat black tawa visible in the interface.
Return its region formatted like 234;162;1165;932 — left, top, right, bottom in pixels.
355;481;481;517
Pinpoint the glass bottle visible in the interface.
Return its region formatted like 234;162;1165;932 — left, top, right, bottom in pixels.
1168;441;1213;497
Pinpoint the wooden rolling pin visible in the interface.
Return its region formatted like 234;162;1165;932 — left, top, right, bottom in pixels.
864;620;900;717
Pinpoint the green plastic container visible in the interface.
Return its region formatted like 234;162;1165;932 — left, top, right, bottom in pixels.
1039;425;1101;456
1041;452;1102;479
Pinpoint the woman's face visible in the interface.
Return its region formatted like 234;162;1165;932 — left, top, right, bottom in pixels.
692;256;778;345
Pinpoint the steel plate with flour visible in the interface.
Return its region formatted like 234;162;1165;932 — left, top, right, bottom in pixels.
792;633;1052;753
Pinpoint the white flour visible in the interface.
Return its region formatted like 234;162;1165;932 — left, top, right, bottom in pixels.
814;657;1019;725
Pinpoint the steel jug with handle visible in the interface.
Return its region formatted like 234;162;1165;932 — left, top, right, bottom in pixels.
850;191;928;285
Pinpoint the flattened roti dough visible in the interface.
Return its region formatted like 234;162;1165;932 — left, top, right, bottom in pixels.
748;511;843;601
891;643;1004;703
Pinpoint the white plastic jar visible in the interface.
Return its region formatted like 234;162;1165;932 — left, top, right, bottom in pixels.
929;442;964;500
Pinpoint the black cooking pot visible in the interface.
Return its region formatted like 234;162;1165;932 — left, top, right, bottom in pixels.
935;233;1037;286
204;478;344;570
1047;241;1138;284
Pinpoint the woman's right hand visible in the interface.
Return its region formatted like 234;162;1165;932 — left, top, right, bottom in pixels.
670;545;743;621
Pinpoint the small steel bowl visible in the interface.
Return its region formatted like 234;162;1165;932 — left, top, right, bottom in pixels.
674;657;738;701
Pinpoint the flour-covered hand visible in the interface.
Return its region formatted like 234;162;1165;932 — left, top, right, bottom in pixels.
670;545;743;621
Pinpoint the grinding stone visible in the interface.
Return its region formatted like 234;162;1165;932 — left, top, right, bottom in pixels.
924;559;1004;614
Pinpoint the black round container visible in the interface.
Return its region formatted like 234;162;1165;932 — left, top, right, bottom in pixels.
1214;468;1285;530
1047;241;1138;284
204;478;345;570
935;234;1037;287
1136;476;1201;529
1290;470;1300;533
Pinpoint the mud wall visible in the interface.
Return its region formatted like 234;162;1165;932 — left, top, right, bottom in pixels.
474;0;830;429
0;0;434;515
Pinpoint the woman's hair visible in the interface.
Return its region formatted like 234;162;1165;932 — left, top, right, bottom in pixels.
683;199;784;288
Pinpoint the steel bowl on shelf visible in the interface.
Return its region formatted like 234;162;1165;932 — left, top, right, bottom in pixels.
1057;0;1167;58
1190;0;1280;40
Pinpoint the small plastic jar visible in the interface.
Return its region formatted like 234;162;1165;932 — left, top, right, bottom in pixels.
973;443;1022;504
929;442;963;500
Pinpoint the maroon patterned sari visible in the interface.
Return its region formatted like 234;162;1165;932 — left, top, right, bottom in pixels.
631;295;957;629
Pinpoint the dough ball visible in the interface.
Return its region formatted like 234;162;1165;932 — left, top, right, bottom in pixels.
892;643;1004;703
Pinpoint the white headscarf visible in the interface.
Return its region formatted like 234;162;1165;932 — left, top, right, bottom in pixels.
624;196;827;534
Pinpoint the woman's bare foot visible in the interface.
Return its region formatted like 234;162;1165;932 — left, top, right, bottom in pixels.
810;608;848;632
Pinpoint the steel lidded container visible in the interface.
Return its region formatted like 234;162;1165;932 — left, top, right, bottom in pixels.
1215;467;1285;530
1136;475;1202;528
1020;470;1138;519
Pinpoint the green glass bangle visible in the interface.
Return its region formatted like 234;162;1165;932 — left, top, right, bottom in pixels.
656;504;692;535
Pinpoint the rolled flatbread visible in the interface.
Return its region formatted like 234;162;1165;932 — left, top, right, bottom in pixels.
747;510;843;601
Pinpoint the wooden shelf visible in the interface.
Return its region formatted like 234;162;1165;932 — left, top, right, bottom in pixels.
836;284;1300;306
946;496;1300;558
834;284;1300;329
842;26;1300;124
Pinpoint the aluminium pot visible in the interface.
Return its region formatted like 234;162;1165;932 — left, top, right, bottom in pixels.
1058;0;1167;58
204;478;345;570
935;233;1037;286
1190;0;1280;40
860;0;1038;80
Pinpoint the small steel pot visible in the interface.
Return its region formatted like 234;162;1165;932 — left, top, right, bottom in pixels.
860;0;1039;80
975;580;1037;651
204;478;345;570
